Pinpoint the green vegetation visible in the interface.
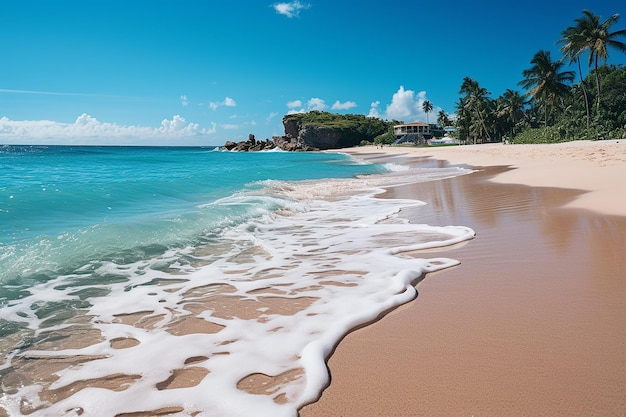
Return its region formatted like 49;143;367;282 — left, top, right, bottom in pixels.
455;9;626;144
437;110;452;129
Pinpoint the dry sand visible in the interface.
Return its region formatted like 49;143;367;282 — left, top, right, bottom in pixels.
300;140;626;416
349;140;626;216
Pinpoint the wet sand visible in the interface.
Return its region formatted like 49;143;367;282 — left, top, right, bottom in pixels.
300;142;626;416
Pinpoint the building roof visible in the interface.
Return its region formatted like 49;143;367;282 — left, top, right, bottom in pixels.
394;122;429;127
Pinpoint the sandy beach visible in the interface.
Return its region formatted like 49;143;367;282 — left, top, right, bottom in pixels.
3;141;625;416
300;140;626;416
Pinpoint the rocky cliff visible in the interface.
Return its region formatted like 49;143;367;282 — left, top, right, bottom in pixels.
280;114;364;150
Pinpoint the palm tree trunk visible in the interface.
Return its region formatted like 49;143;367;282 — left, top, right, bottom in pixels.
594;56;601;111
474;107;492;141
577;58;590;129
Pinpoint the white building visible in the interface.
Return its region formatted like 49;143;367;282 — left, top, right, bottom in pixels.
393;122;430;136
393;122;431;144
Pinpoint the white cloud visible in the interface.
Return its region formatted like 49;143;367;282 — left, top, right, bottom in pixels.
384;86;439;123
273;1;310;18
331;100;357;110
159;115;201;135
285;97;330;113
287;100;302;109
180;95;188;107
221;124;239;130
386;86;418;120
205;122;217;134
209;96;237;110
307;98;327;111
0;114;216;145
368;101;381;118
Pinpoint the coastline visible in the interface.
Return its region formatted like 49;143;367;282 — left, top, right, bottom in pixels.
341;140;626;216
300;141;626;416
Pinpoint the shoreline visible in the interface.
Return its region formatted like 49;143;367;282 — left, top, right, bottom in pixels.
0;148;477;416
301;141;626;416
339;140;626;217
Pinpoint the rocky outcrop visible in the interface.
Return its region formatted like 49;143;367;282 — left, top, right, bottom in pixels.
297;125;345;149
279;114;364;149
271;135;318;152
223;133;318;152
224;134;277;152
282;116;301;140
224;134;319;152
223;112;386;151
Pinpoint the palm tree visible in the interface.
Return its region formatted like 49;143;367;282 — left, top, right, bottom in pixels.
454;97;471;144
437;110;451;129
459;77;492;141
572;10;626;109
484;98;500;141
499;89;528;137
558;23;591;128
422;100;433;125
519;50;575;127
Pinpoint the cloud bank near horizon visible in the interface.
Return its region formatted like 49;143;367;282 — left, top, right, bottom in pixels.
0;86;444;145
0;114;216;145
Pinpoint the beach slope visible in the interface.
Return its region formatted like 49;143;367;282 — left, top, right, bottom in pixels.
301;140;626;416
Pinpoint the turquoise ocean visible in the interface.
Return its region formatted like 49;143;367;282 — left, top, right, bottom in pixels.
1;146;386;285
0;145;474;417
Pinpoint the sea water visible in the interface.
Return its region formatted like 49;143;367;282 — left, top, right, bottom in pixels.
0;145;474;416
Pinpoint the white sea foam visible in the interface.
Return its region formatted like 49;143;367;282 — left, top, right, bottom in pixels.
261;147;286;153
0;166;475;417
383;162;410;172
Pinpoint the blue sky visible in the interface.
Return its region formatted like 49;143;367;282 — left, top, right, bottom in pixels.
1;0;625;146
